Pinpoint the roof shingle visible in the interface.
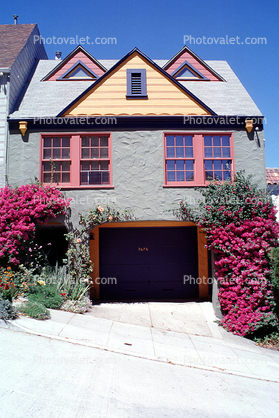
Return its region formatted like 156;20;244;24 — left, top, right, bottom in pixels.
0;24;37;68
266;168;279;184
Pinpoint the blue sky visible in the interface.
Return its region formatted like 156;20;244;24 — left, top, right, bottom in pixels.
2;0;278;167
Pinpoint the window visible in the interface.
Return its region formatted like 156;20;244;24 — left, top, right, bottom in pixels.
41;134;112;188
42;136;71;184
165;135;194;183
58;61;98;80
171;61;208;80
164;133;233;186
204;135;232;181
80;136;110;185
126;69;147;98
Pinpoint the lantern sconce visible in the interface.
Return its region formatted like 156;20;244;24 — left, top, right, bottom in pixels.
245;119;253;133
19;121;27;136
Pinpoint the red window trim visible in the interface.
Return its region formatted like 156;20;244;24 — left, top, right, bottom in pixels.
40;133;113;188
163;132;234;187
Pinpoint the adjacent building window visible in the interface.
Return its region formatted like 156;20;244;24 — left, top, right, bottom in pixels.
126;69;147;98
164;133;233;186
41;134;112;187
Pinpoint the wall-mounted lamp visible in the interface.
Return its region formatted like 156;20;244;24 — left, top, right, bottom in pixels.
19;121;27;136
245;119;253;133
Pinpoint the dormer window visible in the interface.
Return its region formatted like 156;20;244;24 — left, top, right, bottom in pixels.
172;61;208;81
58;61;98;81
126;69;147;98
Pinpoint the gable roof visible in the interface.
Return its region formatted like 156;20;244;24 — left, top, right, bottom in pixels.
41;45;107;81
9;47;263;119
163;45;225;82
58;47;216;117
0;24;37;68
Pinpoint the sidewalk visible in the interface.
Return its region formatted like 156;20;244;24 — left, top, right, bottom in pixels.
2;301;279;383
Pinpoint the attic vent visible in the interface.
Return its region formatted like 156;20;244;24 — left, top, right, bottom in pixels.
131;73;142;94
126;69;147;99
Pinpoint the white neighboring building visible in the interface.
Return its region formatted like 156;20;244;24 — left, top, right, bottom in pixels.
266;168;279;222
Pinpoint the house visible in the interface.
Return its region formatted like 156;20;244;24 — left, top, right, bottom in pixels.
0;21;47;187
266;168;279;222
7;45;265;301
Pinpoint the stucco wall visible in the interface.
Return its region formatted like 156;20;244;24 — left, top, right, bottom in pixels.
7;128;266;228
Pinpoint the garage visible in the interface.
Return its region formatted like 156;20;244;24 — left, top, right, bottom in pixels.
99;226;198;300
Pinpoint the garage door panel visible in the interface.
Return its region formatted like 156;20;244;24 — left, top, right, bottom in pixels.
100;264;150;283
99;227;198;300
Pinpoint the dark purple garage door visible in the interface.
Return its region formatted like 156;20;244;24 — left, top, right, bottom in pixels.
99;227;198;300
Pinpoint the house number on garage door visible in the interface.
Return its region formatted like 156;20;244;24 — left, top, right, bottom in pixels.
138;247;148;251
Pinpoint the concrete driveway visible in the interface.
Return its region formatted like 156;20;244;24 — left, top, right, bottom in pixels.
88;301;220;337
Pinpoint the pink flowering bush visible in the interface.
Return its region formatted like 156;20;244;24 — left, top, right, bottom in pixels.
175;172;279;337
0;184;70;266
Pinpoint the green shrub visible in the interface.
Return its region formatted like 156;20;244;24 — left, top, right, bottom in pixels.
0;299;18;321
61;297;92;314
254;332;279;348
18;301;50;320
27;285;64;309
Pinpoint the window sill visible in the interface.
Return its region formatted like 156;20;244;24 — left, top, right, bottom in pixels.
42;184;115;190
126;95;148;100
163;183;206;188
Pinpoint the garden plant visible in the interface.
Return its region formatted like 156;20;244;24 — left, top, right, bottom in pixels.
174;171;279;339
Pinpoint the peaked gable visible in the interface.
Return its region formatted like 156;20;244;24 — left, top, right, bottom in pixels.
42;45;106;81
164;46;224;82
59;48;215;117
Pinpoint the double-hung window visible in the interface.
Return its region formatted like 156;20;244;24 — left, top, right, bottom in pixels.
165;135;194;185
204;135;232;181
164;133;234;186
42;136;71;184
80;135;110;185
41;134;112;188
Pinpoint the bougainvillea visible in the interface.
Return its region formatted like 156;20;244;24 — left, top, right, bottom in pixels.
0;184;70;266
174;172;279;336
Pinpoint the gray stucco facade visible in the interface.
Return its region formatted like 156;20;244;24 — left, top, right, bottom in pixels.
7;128;266;228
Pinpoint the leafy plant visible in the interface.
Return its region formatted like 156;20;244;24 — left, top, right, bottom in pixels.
174;171;279;337
0;299;18;321
64;205;134;290
27;285;64;309
61;297;92;314
269;247;279;316
0;183;70;266
254;332;279;348
18;301;50;320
